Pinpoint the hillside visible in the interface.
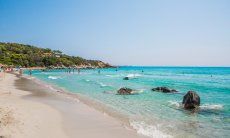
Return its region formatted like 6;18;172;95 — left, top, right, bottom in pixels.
0;42;113;68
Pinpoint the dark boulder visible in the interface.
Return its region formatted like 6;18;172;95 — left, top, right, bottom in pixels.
182;91;200;109
171;89;178;92
117;87;133;95
152;87;178;93
123;77;129;80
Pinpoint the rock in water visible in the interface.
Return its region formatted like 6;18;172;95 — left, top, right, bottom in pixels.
117;87;133;95
182;91;200;109
171;89;178;92
123;77;129;80
152;87;178;93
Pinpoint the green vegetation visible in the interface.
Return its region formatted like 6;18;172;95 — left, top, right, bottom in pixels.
0;42;112;68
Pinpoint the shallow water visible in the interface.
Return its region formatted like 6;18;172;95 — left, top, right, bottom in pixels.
25;67;230;138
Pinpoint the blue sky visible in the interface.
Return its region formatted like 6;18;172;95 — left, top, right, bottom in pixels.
0;0;229;66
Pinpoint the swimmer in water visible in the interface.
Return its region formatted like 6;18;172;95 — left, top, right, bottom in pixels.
78;68;80;74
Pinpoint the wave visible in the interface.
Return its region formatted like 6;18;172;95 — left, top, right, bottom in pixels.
84;79;111;88
130;121;172;138
41;72;49;74
126;74;142;78
168;101;224;111
133;89;146;94
200;104;224;110
105;74;121;78
168;101;181;108
99;82;109;87
48;76;61;80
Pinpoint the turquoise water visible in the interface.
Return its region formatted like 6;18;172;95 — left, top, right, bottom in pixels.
26;67;230;138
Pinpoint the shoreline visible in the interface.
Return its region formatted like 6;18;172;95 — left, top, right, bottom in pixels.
19;74;132;125
0;73;146;138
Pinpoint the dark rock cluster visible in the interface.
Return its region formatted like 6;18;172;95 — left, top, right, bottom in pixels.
117;87;133;95
152;87;178;93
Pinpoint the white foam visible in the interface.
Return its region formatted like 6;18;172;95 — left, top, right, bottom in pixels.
48;76;61;80
200;104;224;110
127;74;142;78
168;101;181;108
130;121;172;138
105;74;120;77
41;72;49;74
134;89;146;94
99;82;107;87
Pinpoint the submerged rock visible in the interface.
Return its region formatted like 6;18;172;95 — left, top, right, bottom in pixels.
182;91;200;109
152;87;178;93
171;89;178;92
123;77;129;80
117;87;133;95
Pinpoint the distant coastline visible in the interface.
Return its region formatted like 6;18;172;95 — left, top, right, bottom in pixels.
0;42;114;69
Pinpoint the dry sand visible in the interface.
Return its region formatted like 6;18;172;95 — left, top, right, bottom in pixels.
0;73;146;138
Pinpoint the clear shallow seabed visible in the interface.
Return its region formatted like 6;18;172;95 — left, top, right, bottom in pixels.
25;67;230;138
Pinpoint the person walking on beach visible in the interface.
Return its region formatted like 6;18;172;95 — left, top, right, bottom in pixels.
3;67;6;78
19;68;23;76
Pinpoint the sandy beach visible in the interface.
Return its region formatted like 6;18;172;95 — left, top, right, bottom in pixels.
0;73;146;138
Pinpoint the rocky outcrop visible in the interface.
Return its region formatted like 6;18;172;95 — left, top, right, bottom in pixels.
152;87;178;93
117;87;133;95
182;91;200;109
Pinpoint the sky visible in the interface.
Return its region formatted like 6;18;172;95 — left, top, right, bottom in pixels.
0;0;229;66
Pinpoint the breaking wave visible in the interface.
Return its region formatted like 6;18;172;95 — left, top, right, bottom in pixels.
168;101;224;111
105;74;121;78
130;121;172;138
127;74;142;78
48;76;61;80
168;101;181;108
200;104;224;110
99;82;109;87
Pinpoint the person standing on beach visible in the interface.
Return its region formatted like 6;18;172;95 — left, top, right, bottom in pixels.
19;68;23;76
0;67;3;79
0;66;6;79
3;67;6;78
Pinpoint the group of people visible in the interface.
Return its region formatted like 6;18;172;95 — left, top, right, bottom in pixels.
0;65;32;79
64;68;102;74
64;68;80;74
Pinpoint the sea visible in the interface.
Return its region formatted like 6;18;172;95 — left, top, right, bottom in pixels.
25;66;230;138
